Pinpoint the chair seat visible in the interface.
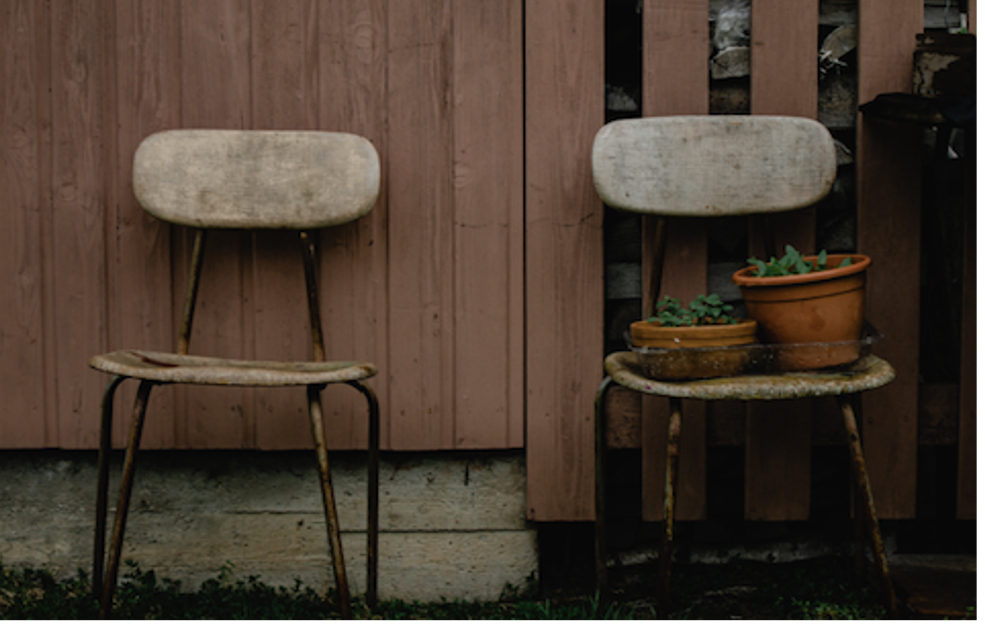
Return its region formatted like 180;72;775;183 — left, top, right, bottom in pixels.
90;350;376;387
605;351;894;401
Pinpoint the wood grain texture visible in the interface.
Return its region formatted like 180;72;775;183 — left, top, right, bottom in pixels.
50;0;110;448
109;0;180;449
251;0;325;450
316;0;389;450
0;0;48;447
745;0;819;522
956;131;975;519
640;0;709;523
385;0;457;450
856;0;923;519
176;0;255;449
451;0;525;448
524;0;604;521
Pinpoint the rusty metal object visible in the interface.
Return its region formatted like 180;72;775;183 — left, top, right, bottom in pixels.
840;397;898;618
656;397;682;619
605;351;895;400
593;355;899;619
92;230;379;619
307;384;352;619
593;376;614;595
346;379;380;609
99;380;156;619
177;229;206;356
93;375;127;596
300;231;326;362
644;217;667;319
93;133;381;619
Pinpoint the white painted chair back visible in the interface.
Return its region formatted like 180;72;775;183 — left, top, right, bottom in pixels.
592;116;837;217
133;130;380;229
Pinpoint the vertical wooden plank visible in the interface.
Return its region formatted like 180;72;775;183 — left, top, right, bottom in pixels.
955;131;975;519
750;0;818;117
316;0;389;450
109;0;180;449
385;0;457;450
524;0;604;521
176;0;255;448
451;0;525;448
856;0;923;519
643;0;710;115
969;0;977;33
744;0;818;521
251;0;321;450
640;0;709;523
0;0;48;447
49;0;111;449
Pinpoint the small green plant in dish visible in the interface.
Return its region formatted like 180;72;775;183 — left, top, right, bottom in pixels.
747;245;851;277
649;294;738;327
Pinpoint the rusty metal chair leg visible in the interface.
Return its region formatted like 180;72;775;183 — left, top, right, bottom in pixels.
593;376;615;595
839;396;898;619
657;397;683;619
345;379;380;609
99;379;156;619
308;384;352;619
93;375;127;597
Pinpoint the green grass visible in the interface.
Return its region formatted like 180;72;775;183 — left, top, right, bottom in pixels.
0;560;638;620
0;556;901;620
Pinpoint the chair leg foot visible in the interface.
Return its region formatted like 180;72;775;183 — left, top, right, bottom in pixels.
346;380;380;610
657;397;683;619
94;375;127;598
308;385;352;619
840;397;898;619
593;376;614;596
99;380;155;620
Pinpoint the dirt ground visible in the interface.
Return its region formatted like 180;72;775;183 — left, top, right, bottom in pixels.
546;555;974;620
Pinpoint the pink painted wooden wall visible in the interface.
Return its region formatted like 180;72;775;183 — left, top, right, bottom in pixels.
0;0;525;454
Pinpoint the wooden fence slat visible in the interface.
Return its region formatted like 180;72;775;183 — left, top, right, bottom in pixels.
640;0;709;523
316;0;389;450
175;0;255;449
110;0;180;449
744;0;818;521
856;0;923;519
50;0;111;449
956;131;976;519
385;0;457;450
251;0;321;450
451;0;525;449
524;0;604;521
0;0;48;447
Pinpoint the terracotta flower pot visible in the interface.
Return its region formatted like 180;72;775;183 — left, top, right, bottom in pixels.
731;254;871;370
629;319;758;380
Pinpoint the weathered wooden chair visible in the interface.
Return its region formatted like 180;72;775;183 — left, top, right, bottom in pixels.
90;130;381;620
591;116;898;618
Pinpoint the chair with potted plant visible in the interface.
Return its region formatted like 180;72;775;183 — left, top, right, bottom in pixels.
591;116;898;618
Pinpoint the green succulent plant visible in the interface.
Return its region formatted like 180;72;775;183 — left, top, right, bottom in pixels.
747;245;852;278
648;294;738;327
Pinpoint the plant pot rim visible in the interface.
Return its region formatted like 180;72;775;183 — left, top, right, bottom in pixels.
631;318;758;348
731;253;870;288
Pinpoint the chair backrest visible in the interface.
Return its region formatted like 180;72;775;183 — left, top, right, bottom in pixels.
133;130;380;229
591;116;836;217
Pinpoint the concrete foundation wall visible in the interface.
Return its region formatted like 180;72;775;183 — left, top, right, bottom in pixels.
0;450;537;602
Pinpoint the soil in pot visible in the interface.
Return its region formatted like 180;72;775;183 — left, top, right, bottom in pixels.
731;254;870;370
629;319;758;380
